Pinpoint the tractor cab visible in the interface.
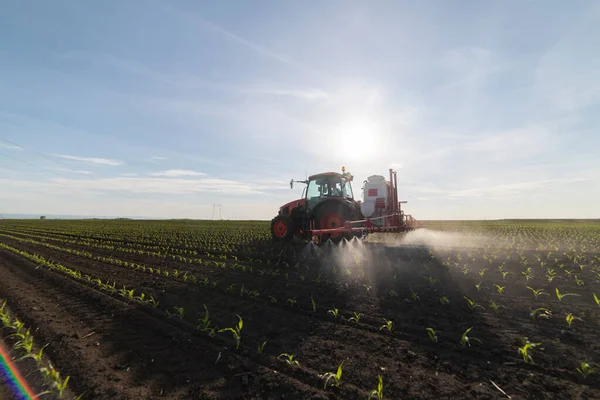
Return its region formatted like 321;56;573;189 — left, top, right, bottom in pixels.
305;172;354;211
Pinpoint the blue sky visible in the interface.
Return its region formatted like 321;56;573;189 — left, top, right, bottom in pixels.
1;0;599;220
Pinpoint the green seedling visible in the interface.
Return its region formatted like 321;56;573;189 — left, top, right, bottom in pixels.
526;286;548;300
198;304;211;331
518;339;541;363
489;300;506;313
379;318;393;334
565;313;580;327
577;362;598;379
369;374;384;399
460;327;482;347
257;341;267;354
348;312;361;324
327;307;340;319
277;353;299;366
219;315;243;350
464;296;484;312
494;285;505;294
439;296;450;305
320;361;344;389
530;307;552;320
310;293;317;312
426;327;438;343
594;293;600;306
166;307;185;320
555;288;580;302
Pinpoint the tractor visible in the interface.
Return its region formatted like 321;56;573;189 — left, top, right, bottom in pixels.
270;167;422;244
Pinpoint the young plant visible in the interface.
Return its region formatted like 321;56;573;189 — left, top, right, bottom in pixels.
310;293;317;312
489;300;506;313
565;313;580;327
594;293;600;306
320;361;344;389
379;318;393;334
518;339;541;364
219;315;243;350
494;284;506;294
166;307;185;320
348;312;361;324
369;374;384;399
327;307;340;319
464;296;485;312
522;267;534;281
439;296;450;305
577;362;598;379
257;341;267;354
460;327;482;347
555;288;580;302
530;307;552;321
277;353;299;366
426;327;438;343
198;304;212;331
526;286;548;300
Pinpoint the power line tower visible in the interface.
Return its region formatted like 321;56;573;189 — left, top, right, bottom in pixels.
212;204;222;220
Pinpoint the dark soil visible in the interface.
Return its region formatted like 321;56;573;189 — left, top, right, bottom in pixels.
0;227;599;399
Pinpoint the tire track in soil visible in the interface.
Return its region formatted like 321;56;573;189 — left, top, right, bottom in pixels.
0;249;321;400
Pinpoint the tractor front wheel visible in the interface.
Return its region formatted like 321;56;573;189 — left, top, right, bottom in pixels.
270;215;294;241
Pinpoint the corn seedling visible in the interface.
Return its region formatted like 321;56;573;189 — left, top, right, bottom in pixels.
319;360;344;389
277;353;299;367
489;300;506;313
257;341;267;355
286;298;297;307
565;313;580;327
166;307;185;320
530;307;552;321
555;288;580;302
494;285;505;294
574;275;585;286
439;296;450;305
460;327;482;347
219;315;243;350
148;296;159;308
522;268;534;281
328;307;340;319
426;327;438;343
198;304;211;331
526;286;548;299
369;374;384;399
464;296;485;312
348;312;361;324
310;293;317;312
379;318;393;334
518;339;541;363
577;362;598;379
594;293;600;306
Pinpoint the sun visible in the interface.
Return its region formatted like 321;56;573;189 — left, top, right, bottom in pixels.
336;117;381;161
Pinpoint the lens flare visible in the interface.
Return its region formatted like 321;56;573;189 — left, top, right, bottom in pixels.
0;341;36;400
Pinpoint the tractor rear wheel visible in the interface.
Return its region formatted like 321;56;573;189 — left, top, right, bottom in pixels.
313;202;350;244
270;215;294;241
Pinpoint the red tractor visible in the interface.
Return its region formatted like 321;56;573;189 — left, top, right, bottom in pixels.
270;167;422;243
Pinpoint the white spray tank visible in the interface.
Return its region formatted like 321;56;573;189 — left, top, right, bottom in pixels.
360;175;389;225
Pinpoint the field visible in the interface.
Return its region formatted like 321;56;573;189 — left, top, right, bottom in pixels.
0;219;599;400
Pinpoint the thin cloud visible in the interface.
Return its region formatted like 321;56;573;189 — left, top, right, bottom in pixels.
0;143;22;150
150;169;206;177
54;154;124;166
46;167;92;175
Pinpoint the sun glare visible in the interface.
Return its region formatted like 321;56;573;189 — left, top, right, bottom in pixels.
336;117;381;161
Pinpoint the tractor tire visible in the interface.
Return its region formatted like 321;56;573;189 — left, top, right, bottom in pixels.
313;201;351;244
270;215;295;241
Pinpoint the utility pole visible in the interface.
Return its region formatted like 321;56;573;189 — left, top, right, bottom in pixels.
212;204;222;220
